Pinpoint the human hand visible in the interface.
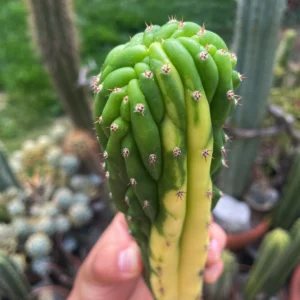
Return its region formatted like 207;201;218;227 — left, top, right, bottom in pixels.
68;213;226;300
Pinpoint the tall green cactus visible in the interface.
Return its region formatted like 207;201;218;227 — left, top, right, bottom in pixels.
274;29;297;86
219;0;286;198
93;19;241;299
25;0;93;132
0;143;20;192
0;251;31;300
272;150;300;229
244;228;291;299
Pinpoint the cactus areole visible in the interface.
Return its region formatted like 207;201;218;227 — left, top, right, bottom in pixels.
93;20;241;300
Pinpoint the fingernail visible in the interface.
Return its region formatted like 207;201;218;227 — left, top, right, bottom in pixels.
209;239;220;259
118;246;139;274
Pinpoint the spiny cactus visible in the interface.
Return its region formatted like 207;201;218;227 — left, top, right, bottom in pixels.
26;0;93;132
0;251;31;300
204;250;238;300
219;0;286;198
93;19;241;299
272;150;300;229
53;187;73;211
25;232;52;259
68;202;93;227
244;228;291;299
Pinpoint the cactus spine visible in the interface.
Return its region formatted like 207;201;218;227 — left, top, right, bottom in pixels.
26;0;93;132
272;151;300;229
94;20;240;299
219;0;286;197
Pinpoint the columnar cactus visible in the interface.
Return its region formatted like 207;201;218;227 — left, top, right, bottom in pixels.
94;20;240;299
219;0;286;197
244;228;291;299
272;150;300;229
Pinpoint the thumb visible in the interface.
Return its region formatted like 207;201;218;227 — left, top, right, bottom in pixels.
69;213;143;300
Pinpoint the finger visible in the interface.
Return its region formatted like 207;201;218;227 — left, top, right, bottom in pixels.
69;213;143;300
204;260;224;284
130;277;154;300
206;223;227;267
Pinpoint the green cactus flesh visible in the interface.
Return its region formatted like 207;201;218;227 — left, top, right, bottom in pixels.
94;20;240;300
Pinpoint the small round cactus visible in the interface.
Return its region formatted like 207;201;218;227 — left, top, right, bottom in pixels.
51;124;68;145
7;199;26;217
34;216;56;236
0;223;18;253
73;192;89;205
55;214;71;233
25;233;52;258
68;203;93;227
31;256;51;276
69;175;90;191
60;155;80;176
12;218;33;240
53;187;73;210
46;146;63;167
62;236;78;252
42;202;60;218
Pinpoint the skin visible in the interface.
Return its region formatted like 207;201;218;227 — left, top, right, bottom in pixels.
68;213;226;300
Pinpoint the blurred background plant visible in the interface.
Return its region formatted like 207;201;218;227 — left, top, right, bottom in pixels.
1;0;300;298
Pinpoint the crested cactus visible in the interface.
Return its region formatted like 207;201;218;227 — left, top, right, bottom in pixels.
0;251;31;300
219;0;286;198
244;228;291;299
93;19;241;299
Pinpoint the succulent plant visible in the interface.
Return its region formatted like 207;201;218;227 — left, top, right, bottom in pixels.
12;218;33;241
69;203;93;227
55;214;71;233
73;192;89;205
10;253;27;273
46;146;63;167
244;228;291;299
53;187;73;211
0;223;18;254
31;256;51;277
34;216;56;236
25;232;52;259
7;199;26;217
93;19;240;299
60;154;80;176
42;202;60;218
